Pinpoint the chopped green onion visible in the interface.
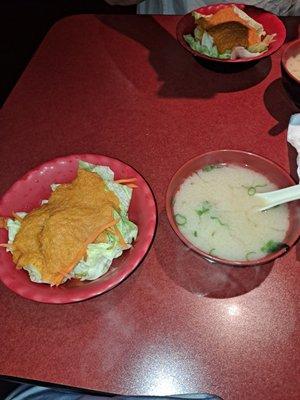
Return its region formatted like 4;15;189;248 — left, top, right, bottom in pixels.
210;216;228;227
209;248;216;255
247;187;256;196
196;200;211;217
203;164;216;172
261;240;286;254
245;251;256;260
254;184;267;189
211;231;216;237
175;214;187;226
202;164;224;172
196;209;208;217
193;231;198;237
243;183;267;196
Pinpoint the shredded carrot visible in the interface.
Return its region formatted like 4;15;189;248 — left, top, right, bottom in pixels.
14;252;22;269
115;178;137;184
52;219;118;286
127;184;138;188
0;243;9;248
112;224;127;248
12;212;23;223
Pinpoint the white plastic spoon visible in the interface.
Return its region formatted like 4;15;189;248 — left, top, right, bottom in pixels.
255;184;300;211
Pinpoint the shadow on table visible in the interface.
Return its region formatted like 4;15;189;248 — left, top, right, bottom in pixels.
155;211;273;299
263;78;299;136
96;15;271;99
282;16;300;42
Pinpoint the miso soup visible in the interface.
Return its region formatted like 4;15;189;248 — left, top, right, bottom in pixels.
286;53;300;81
173;164;289;261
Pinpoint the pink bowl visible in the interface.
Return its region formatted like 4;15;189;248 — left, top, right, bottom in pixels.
166;150;300;266
281;38;300;108
0;154;157;303
176;3;286;64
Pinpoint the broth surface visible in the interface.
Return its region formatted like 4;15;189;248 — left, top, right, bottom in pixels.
173;164;289;261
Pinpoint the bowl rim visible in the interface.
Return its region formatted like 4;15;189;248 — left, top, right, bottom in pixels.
166;149;299;267
281;38;300;85
176;3;287;64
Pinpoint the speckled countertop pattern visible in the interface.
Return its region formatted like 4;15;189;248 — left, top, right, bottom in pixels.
0;14;299;400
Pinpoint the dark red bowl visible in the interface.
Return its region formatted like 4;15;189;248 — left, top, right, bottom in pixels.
166;150;300;266
176;3;286;63
281;39;300;108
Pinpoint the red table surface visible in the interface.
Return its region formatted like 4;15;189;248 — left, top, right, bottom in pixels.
0;14;299;400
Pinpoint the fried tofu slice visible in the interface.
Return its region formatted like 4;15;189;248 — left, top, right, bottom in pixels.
208;22;249;53
196;5;264;53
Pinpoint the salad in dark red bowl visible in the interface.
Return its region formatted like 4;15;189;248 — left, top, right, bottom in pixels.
177;3;286;63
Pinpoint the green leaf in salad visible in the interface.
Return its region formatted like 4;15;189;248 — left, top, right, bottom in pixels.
183;34;231;59
192;11;202;20
6;213;27;243
71;236;123;281
79;160;115;181
201;31;214;50
247;35;276;54
194;26;203;41
248;42;268;53
6;160;138;284
79;161;133;215
218;50;232;59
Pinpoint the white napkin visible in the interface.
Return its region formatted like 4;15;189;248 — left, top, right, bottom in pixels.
287;114;300;181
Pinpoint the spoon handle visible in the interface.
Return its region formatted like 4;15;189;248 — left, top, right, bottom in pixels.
256;184;300;211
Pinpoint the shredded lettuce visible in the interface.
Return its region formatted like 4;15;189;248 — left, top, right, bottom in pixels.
49;162;134;216
79;160;114;181
116;212;138;244
79;161;133;214
194;26;203;41
7;213;26;244
50;183;60;191
201;31;214;50
184;33;231;59
6;161;138;284
71;240;122;281
107;182;132;214
248;42;267;53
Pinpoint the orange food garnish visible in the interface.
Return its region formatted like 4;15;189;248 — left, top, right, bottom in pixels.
12;169;121;286
197;6;262;53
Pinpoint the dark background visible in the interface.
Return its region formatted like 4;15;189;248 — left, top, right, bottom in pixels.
0;0;136;107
